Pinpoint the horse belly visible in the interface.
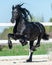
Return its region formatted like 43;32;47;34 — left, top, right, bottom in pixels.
29;26;40;41
29;32;39;41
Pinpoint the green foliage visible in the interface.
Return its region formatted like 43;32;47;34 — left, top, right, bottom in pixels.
0;43;52;56
48;18;52;32
49;18;52;22
0;27;13;40
0;45;29;56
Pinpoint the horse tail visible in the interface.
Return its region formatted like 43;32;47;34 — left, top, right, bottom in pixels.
42;33;49;40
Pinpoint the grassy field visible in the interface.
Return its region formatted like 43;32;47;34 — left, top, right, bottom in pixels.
0;43;52;56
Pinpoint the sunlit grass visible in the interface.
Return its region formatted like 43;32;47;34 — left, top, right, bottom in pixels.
0;43;52;56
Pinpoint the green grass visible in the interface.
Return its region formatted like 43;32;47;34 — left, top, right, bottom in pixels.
0;43;52;56
0;45;29;56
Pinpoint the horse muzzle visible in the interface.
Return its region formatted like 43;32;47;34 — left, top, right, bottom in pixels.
11;18;15;23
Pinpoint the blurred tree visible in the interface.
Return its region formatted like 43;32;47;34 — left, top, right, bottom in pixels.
49;18;52;32
41;15;44;22
49;18;52;22
0;27;13;40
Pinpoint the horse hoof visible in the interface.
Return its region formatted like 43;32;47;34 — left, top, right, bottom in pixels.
26;59;32;62
8;41;12;49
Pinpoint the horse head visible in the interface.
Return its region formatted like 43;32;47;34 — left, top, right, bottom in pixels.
11;3;23;23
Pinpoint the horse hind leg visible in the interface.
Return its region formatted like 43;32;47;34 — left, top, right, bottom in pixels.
35;34;42;48
26;41;35;62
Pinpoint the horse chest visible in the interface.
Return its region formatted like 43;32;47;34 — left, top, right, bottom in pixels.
16;22;26;35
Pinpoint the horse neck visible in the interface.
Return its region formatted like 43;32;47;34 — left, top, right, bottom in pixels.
15;16;24;27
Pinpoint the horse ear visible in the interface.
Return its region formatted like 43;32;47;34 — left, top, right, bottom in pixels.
20;3;24;6
12;5;14;10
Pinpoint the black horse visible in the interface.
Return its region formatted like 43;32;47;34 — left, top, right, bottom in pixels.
8;3;49;62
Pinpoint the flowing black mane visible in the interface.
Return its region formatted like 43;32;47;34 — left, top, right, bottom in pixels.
15;4;32;21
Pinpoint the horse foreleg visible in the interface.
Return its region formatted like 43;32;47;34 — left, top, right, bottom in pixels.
8;33;15;49
26;41;34;62
8;33;29;49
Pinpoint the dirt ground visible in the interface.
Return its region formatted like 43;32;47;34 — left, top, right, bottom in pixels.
0;61;52;65
0;60;52;65
0;55;52;65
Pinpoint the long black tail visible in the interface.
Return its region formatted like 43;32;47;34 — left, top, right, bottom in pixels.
42;33;49;40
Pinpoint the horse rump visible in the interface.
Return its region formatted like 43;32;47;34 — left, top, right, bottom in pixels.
42;33;49;40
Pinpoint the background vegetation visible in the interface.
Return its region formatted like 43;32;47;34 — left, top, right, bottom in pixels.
0;43;52;56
